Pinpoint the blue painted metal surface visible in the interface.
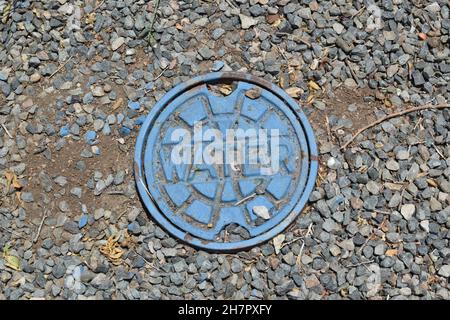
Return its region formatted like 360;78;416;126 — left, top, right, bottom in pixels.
134;72;318;251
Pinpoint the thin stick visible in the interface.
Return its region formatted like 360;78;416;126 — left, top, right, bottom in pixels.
432;143;445;159
351;6;365;19
345;59;359;84
297;240;305;265
357;236;372;255
116;208;128;220
154;65;169;81
276;32;311;47
281;236;304;249
1;123;13;139
341;104;450;149
412;116;423;131
49;55;73;79
325;114;332;140
234;193;256;206
225;0;237;9
275;44;288;62
106;190;125;195
93;0;105;11
305;222;314;237
33;211;48;243
294;222;313;265
133;250;162;271
368;209;391;215
346;259;374;268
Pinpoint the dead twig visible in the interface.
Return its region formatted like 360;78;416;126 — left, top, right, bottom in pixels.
93;0;105;11
341;104;450;149
106;190;125;195
1;123;13;139
133;250;162;271
234;193;256;206
33;211;48;243
49;55;73;79
351;6;366;19
345;59;360;85
369;209;391;215
281;236;304;249
412;116;423;131
225;0;237;9
325;114;332;141
294;223;314;266
276;32;311;47
432;143;445;159
275;44;288;62
297;240;305;264
346;259;374;268
116;209;128;221
154;65;169;81
283;223;314;249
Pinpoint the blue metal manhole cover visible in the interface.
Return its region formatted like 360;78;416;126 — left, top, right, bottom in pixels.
134;72;318;251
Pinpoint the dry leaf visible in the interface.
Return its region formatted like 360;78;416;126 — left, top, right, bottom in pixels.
273;234;285;254
380;219;389;233
5;170;22;190
16;191;23;205
219;85;233;96
12;179;22;190
285;87;302;98
266;14;280;25
5;255;21;271
417;172;427;178
271;17;282;28
427;179;438;187
100;234;124;265
308;80;320;91
112;97;123;110
385;249;398;257
5;171;13;189
1;1;12;24
384;183;404;191
85;12;96;25
307;95;315;104
384;98;392;108
3;245;21;271
279;74;289;88
408;61;413;78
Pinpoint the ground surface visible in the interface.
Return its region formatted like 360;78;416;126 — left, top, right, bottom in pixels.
0;0;449;300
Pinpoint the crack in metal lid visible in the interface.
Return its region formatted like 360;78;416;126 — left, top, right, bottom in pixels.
134;72;318;251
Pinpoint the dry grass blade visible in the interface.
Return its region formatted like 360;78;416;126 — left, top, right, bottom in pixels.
49;55;73;79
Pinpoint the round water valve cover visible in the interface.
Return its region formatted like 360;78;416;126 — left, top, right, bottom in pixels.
134;72;318;251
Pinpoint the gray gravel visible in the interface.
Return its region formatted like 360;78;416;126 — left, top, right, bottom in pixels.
0;0;449;300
